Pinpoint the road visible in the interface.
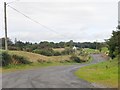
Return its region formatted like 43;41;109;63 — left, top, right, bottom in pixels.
2;54;107;88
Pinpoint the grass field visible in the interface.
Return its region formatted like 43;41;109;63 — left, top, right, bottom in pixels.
53;48;65;52
101;47;109;55
75;57;118;88
83;48;100;54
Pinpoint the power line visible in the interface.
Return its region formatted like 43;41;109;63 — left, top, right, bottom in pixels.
6;0;20;5
7;5;66;38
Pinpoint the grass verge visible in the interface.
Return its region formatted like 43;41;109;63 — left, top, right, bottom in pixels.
2;62;80;73
75;57;118;88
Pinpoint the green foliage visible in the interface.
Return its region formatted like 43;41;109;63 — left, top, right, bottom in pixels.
1;52;12;66
70;55;81;63
82;48;99;54
33;47;74;56
61;48;74;55
1;52;31;67
1;37;105;53
106;30;120;58
12;55;31;64
101;47;109;54
38;49;54;56
0;38;13;49
33;48;59;56
54;51;61;56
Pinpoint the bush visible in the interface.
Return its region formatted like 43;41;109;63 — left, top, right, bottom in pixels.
12;55;31;64
33;48;74;56
54;51;61;56
70;55;81;63
0;52;31;66
37;59;46;63
1;52;12;66
33;48;62;56
59;60;71;63
61;48;74;55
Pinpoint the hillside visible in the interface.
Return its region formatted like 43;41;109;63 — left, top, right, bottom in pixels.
1;49;93;72
8;50;71;62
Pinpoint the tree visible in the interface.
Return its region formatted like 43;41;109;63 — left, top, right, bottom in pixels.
106;30;120;58
15;40;25;50
0;37;13;49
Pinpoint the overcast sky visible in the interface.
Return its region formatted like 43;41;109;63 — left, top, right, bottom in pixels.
0;0;118;43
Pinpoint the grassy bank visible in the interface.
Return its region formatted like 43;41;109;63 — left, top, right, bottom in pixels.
1;49;91;72
75;57;118;88
7;50;84;62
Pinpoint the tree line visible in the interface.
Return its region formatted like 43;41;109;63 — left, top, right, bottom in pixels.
0;39;104;50
0;38;105;56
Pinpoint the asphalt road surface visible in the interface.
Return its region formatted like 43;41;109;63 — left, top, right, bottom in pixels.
2;54;107;88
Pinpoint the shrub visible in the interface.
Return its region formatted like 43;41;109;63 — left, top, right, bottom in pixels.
33;49;62;56
37;59;46;63
59;60;71;63
64;60;71;62
12;55;31;64
1;52;12;66
1;52;31;67
70;55;81;63
61;48;74;55
54;51;61;56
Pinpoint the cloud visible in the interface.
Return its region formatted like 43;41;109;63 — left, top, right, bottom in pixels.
0;0;118;42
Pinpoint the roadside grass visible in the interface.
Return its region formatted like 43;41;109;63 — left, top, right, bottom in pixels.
2;61;79;73
75;57;118;88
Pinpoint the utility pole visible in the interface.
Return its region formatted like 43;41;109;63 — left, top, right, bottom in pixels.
4;2;8;50
96;40;97;50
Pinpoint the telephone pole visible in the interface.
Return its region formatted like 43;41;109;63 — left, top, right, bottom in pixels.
4;2;8;50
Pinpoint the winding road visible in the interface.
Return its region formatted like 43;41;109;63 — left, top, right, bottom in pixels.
2;54;107;88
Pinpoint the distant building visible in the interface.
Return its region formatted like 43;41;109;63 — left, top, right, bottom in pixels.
73;46;77;51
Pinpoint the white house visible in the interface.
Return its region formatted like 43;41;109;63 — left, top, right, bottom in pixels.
73;46;77;51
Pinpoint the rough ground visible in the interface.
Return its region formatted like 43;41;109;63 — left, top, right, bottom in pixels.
2;54;107;88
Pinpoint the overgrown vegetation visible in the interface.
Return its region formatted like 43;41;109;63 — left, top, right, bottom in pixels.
0;51;31;67
1;52;12;66
70;55;82;63
33;47;74;56
0;48;91;69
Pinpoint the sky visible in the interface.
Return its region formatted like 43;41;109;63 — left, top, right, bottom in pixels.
0;0;119;43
